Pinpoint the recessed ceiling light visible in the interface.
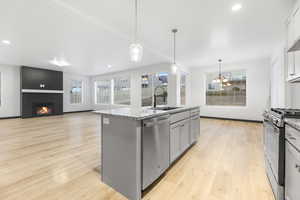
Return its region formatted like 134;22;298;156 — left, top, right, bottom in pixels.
232;3;242;11
1;40;11;45
107;65;112;68
50;57;71;67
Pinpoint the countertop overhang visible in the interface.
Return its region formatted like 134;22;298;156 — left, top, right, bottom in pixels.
94;106;200;120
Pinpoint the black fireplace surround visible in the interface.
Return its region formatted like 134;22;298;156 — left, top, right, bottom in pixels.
21;66;63;118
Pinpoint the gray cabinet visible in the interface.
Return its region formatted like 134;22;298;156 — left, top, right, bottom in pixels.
285;142;300;200
170;119;190;163
190;116;200;144
170;123;181;163
180;119;190;153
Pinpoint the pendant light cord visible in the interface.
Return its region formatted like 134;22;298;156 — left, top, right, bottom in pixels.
134;0;138;43
172;29;178;64
218;59;222;79
174;31;176;64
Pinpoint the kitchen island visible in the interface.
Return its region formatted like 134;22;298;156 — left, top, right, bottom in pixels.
95;106;200;200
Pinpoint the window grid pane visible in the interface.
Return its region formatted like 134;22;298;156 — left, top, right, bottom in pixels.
95;80;111;104
113;77;130;105
70;80;83;104
206;70;246;106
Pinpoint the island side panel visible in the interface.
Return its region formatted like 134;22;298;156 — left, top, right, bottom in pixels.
101;114;142;200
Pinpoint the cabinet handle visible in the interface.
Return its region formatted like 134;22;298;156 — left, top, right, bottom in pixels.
288;134;297;140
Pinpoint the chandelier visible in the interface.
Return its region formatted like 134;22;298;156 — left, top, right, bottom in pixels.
212;59;232;89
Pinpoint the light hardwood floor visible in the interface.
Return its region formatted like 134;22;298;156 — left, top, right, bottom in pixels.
0;113;274;200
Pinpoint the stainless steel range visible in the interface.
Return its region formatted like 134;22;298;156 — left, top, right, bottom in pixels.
263;108;300;200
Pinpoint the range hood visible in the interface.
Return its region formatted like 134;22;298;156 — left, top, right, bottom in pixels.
288;36;300;52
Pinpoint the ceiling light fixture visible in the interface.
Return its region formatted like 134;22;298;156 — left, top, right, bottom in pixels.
171;29;178;74
129;0;143;62
1;40;11;45
107;65;112;68
50;57;71;67
232;3;242;11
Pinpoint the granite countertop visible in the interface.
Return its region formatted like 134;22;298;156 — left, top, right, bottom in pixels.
94;106;200;120
285;118;300;131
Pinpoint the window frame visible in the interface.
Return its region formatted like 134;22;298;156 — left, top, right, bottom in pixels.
94;76;131;106
180;72;187;106
205;69;247;107
70;79;84;105
113;76;131;106
94;79;113;105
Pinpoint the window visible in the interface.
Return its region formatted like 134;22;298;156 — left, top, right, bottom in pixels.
142;72;168;107
70;80;83;104
95;80;112;104
180;73;186;105
206;70;246;106
113;77;130;105
95;77;131;105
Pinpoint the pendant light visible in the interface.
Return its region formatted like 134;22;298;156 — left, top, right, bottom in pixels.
171;29;178;74
129;0;143;62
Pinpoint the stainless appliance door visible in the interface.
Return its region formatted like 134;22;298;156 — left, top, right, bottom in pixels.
142;115;170;190
263;119;280;181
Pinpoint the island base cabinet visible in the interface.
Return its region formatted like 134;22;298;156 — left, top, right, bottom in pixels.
170;124;181;163
170;119;190;164
285;142;300;200
180;119;190;153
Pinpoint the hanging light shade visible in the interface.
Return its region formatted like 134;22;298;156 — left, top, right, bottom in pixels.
130;43;143;62
171;29;178;74
130;0;143;62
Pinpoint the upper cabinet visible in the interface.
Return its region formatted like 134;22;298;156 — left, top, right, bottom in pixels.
287;2;300;82
288;4;300;52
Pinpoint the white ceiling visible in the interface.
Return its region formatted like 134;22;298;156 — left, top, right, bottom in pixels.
0;0;295;75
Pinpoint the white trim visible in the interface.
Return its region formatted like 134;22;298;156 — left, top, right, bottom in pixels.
0;71;2;107
22;89;64;94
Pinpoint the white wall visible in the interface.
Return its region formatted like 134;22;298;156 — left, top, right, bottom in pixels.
90;63;192;110
0;65;92;118
0;65;20;118
190;58;270;121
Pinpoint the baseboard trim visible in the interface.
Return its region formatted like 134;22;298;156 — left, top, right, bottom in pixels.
200;116;262;123
0;116;21;120
63;110;94;114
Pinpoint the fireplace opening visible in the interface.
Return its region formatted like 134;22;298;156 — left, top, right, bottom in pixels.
34;103;54;116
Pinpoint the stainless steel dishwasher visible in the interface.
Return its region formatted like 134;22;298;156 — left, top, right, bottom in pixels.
142;114;170;190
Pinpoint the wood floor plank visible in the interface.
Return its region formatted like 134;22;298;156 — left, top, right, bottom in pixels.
0;114;274;200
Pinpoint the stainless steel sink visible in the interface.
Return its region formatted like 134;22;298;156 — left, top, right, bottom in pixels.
151;107;180;111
